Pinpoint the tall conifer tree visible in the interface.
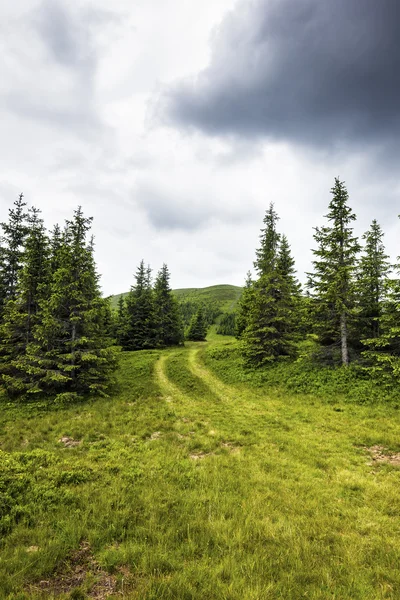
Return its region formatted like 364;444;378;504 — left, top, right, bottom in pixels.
236;271;254;338
0;193;29;318
22;207;117;399
186;305;208;341
241;205;298;365
356;220;390;340
307;178;360;365
124;261;156;350
0;207;50;395
154;264;183;347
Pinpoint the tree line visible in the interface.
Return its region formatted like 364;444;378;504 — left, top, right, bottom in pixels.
0;195;116;402
236;177;399;385
113;262;209;350
0;195;209;402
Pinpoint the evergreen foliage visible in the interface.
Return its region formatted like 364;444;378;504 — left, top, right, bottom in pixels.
217;312;236;336
356;220;391;340
119;261;183;350
0;193;29;318
241;204;299;365
362;275;400;386
186;306;208;341
123;261;157;350
0;207;50;390
153;264;183;347
0;200;117;401
236;272;254;338
307;178;360;365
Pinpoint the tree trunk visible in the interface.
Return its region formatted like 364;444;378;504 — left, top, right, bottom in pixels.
340;311;349;366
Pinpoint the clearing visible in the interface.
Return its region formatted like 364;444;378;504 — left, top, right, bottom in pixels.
1;336;400;599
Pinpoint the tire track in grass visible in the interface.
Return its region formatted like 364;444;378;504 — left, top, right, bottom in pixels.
188;346;234;401
154;353;183;403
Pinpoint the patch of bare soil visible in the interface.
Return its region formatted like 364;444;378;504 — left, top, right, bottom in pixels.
366;445;400;466
27;541;119;598
59;436;81;448
221;442;241;454
189;451;213;461
149;431;162;440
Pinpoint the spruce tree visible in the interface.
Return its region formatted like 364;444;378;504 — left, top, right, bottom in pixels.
153;264;183;347
124;261;157;350
362;275;400;385
22;207;117;399
307;178;360;366
217;312;237;336
236;271;254;338
0;193;29;318
254;203;280;275
356;220;390;340
115;295;129;346
0;207;50;395
186;306;208;341
241;206;298;365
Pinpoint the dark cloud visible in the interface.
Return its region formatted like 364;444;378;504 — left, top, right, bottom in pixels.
162;0;400;148
135;181;256;232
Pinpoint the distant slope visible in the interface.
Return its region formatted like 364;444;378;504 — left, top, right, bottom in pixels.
110;284;242;312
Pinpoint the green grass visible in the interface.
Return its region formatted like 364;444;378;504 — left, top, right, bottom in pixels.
1;337;400;598
110;284;242;312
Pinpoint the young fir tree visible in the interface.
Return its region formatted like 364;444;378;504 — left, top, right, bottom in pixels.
356;220;390;340
236;271;254;338
362;275;400;385
307;178;360;366
186;305;208;341
153;264;183;347
217;312;236;336
124;260;157;350
115;295;129;346
0;193;29;319
22;207;117;399
241;205;298;365
0;207;51;395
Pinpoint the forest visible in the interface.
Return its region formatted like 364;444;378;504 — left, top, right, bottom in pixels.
1;177;399;404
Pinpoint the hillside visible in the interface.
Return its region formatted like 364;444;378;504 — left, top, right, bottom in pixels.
110;284;242;312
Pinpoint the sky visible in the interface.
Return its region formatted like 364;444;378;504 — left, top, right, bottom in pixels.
1;0;399;295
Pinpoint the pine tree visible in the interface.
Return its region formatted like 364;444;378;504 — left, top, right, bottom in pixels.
115;295;129;346
153;264;183;347
277;235;302;296
362;275;400;386
254;203;280;275
356;220;390;340
0;207;51;395
186;306;208;341
217;312;236;336
307;178;360;366
236;271;254;338
22;207;117;399
0;193;29;318
124;260;157;350
241;206;298;365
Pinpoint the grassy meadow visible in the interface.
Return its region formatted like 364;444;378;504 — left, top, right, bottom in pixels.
1;331;400;598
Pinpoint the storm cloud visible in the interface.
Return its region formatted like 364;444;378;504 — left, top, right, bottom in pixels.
163;0;400;148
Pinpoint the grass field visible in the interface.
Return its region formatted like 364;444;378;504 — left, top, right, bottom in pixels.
110;284;242;312
1;332;400;598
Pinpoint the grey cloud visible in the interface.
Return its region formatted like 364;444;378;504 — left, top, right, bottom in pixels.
34;0;92;68
136;185;212;231
135;182;257;232
162;0;400;148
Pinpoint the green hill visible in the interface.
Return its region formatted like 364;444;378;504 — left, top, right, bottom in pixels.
110;284;242;312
